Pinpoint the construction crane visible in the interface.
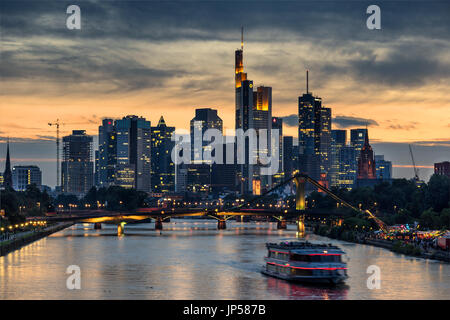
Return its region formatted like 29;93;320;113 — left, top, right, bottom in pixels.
408;144;420;182
48;119;62;188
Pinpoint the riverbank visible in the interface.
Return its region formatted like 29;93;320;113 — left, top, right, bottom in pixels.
313;226;450;263
0;222;74;256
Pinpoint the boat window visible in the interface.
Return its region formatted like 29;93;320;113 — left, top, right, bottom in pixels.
311;255;341;262
290;254;310;262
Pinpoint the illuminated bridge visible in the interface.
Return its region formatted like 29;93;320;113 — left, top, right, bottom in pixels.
28;173;386;236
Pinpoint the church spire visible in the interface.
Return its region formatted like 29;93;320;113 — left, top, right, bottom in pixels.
3;138;13;189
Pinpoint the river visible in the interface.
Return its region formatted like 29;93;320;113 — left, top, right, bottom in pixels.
1;219;449;299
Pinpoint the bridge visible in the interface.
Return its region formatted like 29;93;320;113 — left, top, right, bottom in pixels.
28;173;386;236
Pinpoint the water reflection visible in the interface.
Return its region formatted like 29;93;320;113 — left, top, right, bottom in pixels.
0;220;449;299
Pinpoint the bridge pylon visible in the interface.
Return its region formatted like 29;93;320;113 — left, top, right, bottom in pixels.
277;219;287;229
155;218;163;230
294;176;306;211
94;222;102;230
217;219;227;230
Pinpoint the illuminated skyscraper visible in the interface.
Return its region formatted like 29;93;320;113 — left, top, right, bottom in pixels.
298;71;331;184
151;116;175;193
115;115;151;192
330;130;347;187
61;130;94;196
271;116;283;186
337;146;357;190
190;108;223;164
350;128;367;161
98;119;116;188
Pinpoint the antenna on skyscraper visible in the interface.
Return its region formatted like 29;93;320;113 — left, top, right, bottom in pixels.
241;26;244;50
306;70;309;94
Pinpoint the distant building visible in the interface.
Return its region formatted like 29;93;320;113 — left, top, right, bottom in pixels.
350;128;367;162
0;173;3;186
283;136;295;179
211;142;238;193
186;163;211;194
330;130;347;187
337;146;357;190
435;161;450;178
61;130;94;196
151;116;175;193
98;118;116;188
190;108;223;164
271;117;283;186
298;71;331;186
356;130;377;188
12;165;42;191
115;115;151;192
375;155;392;180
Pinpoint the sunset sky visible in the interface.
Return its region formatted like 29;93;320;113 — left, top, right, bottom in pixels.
1;1;449;187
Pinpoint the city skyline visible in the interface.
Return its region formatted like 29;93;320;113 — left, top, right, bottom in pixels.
1;1;449;186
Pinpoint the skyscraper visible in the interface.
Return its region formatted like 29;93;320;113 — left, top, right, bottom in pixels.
115;115;151;192
283;136;295;178
2;140;12;189
271;116;283;186
350;128;367;161
98;119;117;188
298;71;331;184
12;165;42;191
190;108;223;164
151;116;175;193
330;130;347;187
61;130;94;196
337;146;357;190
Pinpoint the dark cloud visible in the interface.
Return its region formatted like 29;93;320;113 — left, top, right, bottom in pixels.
387;123;417;131
1;0;449;94
282;114;379;129
333;116;378;129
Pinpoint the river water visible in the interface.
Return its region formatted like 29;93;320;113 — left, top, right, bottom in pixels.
1;219;449;299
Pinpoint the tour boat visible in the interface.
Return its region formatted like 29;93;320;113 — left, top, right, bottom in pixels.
261;240;348;285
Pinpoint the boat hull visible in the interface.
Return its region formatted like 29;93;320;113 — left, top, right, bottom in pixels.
261;268;347;285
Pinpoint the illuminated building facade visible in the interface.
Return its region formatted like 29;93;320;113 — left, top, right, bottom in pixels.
350;128;367;162
271;116;283;186
337;146;357;190
434;161;450;178
61;130;94;196
234;29;276;193
12;165;42;191
375;155;392;181
190;108;223;164
298;71;331;184
98;118;117;188
151;116;175;193
330;130;347;187
115;115;151;192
